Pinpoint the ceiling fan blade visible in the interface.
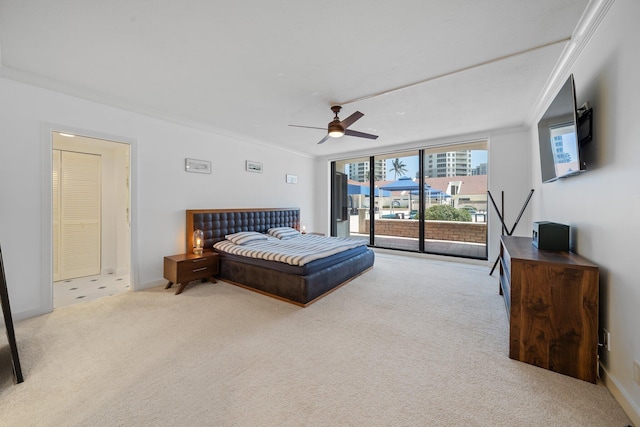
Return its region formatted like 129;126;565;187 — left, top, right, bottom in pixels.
340;111;364;129
344;129;378;140
317;134;331;145
288;125;326;130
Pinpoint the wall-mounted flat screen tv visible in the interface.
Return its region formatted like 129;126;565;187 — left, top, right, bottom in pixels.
537;74;588;183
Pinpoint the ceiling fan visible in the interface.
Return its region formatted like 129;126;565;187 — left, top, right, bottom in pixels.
289;106;379;145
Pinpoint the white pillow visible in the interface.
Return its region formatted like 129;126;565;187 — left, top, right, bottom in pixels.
267;227;301;240
225;231;268;245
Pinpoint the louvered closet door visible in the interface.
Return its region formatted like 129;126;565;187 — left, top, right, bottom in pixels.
59;151;101;280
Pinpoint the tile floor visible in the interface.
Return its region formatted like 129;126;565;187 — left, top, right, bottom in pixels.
54;271;130;309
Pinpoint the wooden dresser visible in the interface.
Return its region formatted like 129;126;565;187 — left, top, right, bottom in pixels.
499;236;599;383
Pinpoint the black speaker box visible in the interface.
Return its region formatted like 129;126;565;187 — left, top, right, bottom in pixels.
532;221;569;251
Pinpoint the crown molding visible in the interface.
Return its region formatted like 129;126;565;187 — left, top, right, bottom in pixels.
0;65;314;159
526;0;616;126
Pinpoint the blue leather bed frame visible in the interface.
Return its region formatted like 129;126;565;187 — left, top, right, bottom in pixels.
185;208;374;306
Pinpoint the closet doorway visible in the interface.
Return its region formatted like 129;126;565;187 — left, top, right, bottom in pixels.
52;132;131;308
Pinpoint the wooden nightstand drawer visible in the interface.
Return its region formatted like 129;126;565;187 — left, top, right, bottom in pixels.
164;252;219;294
176;256;218;276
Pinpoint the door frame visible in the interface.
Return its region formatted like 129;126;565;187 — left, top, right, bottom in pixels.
41;123;139;312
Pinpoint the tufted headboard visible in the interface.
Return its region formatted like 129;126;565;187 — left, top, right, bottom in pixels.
186;208;300;250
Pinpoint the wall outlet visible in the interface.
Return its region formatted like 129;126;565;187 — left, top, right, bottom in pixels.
634;360;640;386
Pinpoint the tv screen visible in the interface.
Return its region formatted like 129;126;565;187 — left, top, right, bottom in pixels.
537;74;586;183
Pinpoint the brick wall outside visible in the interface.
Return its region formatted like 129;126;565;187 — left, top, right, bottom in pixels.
362;219;486;244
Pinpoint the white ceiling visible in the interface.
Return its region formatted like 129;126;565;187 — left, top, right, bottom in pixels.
0;0;591;158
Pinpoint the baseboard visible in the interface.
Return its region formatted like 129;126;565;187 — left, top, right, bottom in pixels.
101;267;115;275
136;279;167;291
600;363;640;426
13;305;51;322
101;267;130;276
115;267;129;276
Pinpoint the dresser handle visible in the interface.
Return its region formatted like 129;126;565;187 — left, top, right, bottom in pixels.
192;258;207;263
192;267;207;273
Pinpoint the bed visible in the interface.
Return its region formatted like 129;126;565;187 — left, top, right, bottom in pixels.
186;208;374;306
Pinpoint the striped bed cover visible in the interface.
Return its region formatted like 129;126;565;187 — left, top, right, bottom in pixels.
213;234;367;267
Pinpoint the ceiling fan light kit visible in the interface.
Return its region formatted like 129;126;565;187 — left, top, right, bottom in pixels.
328;122;345;138
289;105;378;145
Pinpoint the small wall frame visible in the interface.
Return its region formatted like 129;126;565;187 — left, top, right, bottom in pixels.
185;158;211;174
246;161;263;173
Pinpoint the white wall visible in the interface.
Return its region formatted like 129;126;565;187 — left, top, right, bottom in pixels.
528;0;640;420
486;129;532;260
0;77;317;320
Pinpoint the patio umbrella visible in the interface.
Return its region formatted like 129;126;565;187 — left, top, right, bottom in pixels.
348;183;379;196
379;177;452;199
378;176;419;192
348;182;381;212
379;177;420;212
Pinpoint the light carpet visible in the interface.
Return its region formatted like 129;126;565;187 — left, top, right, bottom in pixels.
0;252;632;426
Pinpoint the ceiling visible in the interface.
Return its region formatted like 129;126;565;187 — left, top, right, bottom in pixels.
0;0;591;158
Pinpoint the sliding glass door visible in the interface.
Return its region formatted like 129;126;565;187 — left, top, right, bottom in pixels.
373;151;420;251
331;140;488;260
421;141;488;259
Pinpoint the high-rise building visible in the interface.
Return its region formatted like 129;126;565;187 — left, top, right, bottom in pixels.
472;162;488;176
348;159;387;182
424;151;472;177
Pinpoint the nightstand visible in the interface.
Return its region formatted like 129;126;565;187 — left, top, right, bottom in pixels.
163;252;219;295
